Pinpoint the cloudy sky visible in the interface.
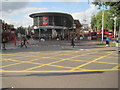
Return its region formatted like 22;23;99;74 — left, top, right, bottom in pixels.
1;0;99;28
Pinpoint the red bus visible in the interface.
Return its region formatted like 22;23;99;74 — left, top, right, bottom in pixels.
83;31;100;40
97;28;114;38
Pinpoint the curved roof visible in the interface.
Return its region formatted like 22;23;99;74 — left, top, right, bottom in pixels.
29;12;74;22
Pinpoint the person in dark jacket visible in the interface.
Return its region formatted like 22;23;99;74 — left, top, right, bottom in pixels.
2;34;7;50
21;36;27;48
71;38;75;48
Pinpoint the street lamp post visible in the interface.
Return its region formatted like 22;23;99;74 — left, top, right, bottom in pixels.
101;5;104;42
114;17;117;38
118;19;120;42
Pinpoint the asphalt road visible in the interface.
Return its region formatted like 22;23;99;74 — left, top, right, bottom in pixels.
1;40;119;88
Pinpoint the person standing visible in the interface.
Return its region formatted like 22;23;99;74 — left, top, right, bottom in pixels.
21;36;27;48
2;34;7;50
2;37;7;50
106;37;111;47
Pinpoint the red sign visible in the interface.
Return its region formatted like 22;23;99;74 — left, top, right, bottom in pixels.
43;17;48;26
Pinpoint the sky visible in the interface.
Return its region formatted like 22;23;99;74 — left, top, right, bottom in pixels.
1;0;100;28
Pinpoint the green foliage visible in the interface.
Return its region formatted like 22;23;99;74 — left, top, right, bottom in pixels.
91;10;115;31
91;0;120;31
92;1;120;18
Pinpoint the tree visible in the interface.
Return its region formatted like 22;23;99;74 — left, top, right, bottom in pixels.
91;1;120;31
92;1;120;18
91;10;114;30
16;26;26;35
91;15;97;31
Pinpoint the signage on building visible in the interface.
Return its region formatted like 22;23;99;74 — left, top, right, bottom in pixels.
43;17;49;26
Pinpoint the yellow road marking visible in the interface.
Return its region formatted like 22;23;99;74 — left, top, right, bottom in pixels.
81;69;120;71
1;50;117;72
47;64;74;69
24;52;97;71
2;58;77;70
6;50;77;60
1;62;25;68
2;59;11;61
0;59;39;68
112;64;120;69
69;59;118;65
1;69;120;73
95;61;118;65
69;59;90;62
24;59;69;71
85;55;118;58
2;50;73;68
71;53;113;71
1;51;63;60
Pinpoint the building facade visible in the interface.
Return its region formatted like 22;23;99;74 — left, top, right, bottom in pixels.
29;12;81;40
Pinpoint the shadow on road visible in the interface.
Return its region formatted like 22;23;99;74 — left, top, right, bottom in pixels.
1;71;104;77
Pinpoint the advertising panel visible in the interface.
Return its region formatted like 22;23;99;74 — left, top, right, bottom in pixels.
43;17;49;26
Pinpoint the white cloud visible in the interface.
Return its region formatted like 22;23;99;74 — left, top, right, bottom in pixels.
5;19;33;27
1;7;48;27
71;4;97;24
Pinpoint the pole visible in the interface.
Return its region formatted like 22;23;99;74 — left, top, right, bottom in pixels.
38;17;40;42
114;17;117;38
101;6;104;42
118;21;120;40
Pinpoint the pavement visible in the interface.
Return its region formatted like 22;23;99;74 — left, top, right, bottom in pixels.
0;39;120;88
2;39;104;50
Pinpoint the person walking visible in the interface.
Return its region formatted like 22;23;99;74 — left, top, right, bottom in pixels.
21;36;27;48
71;38;75;48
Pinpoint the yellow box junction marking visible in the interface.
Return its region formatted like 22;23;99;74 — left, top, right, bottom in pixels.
4;58;82;70
71;53;113;71
69;59;118;65
1;50;119;73
24;52;97;71
1;50;83;68
1;59;39;68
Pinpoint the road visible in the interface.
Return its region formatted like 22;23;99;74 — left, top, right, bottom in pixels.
1;40;119;88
